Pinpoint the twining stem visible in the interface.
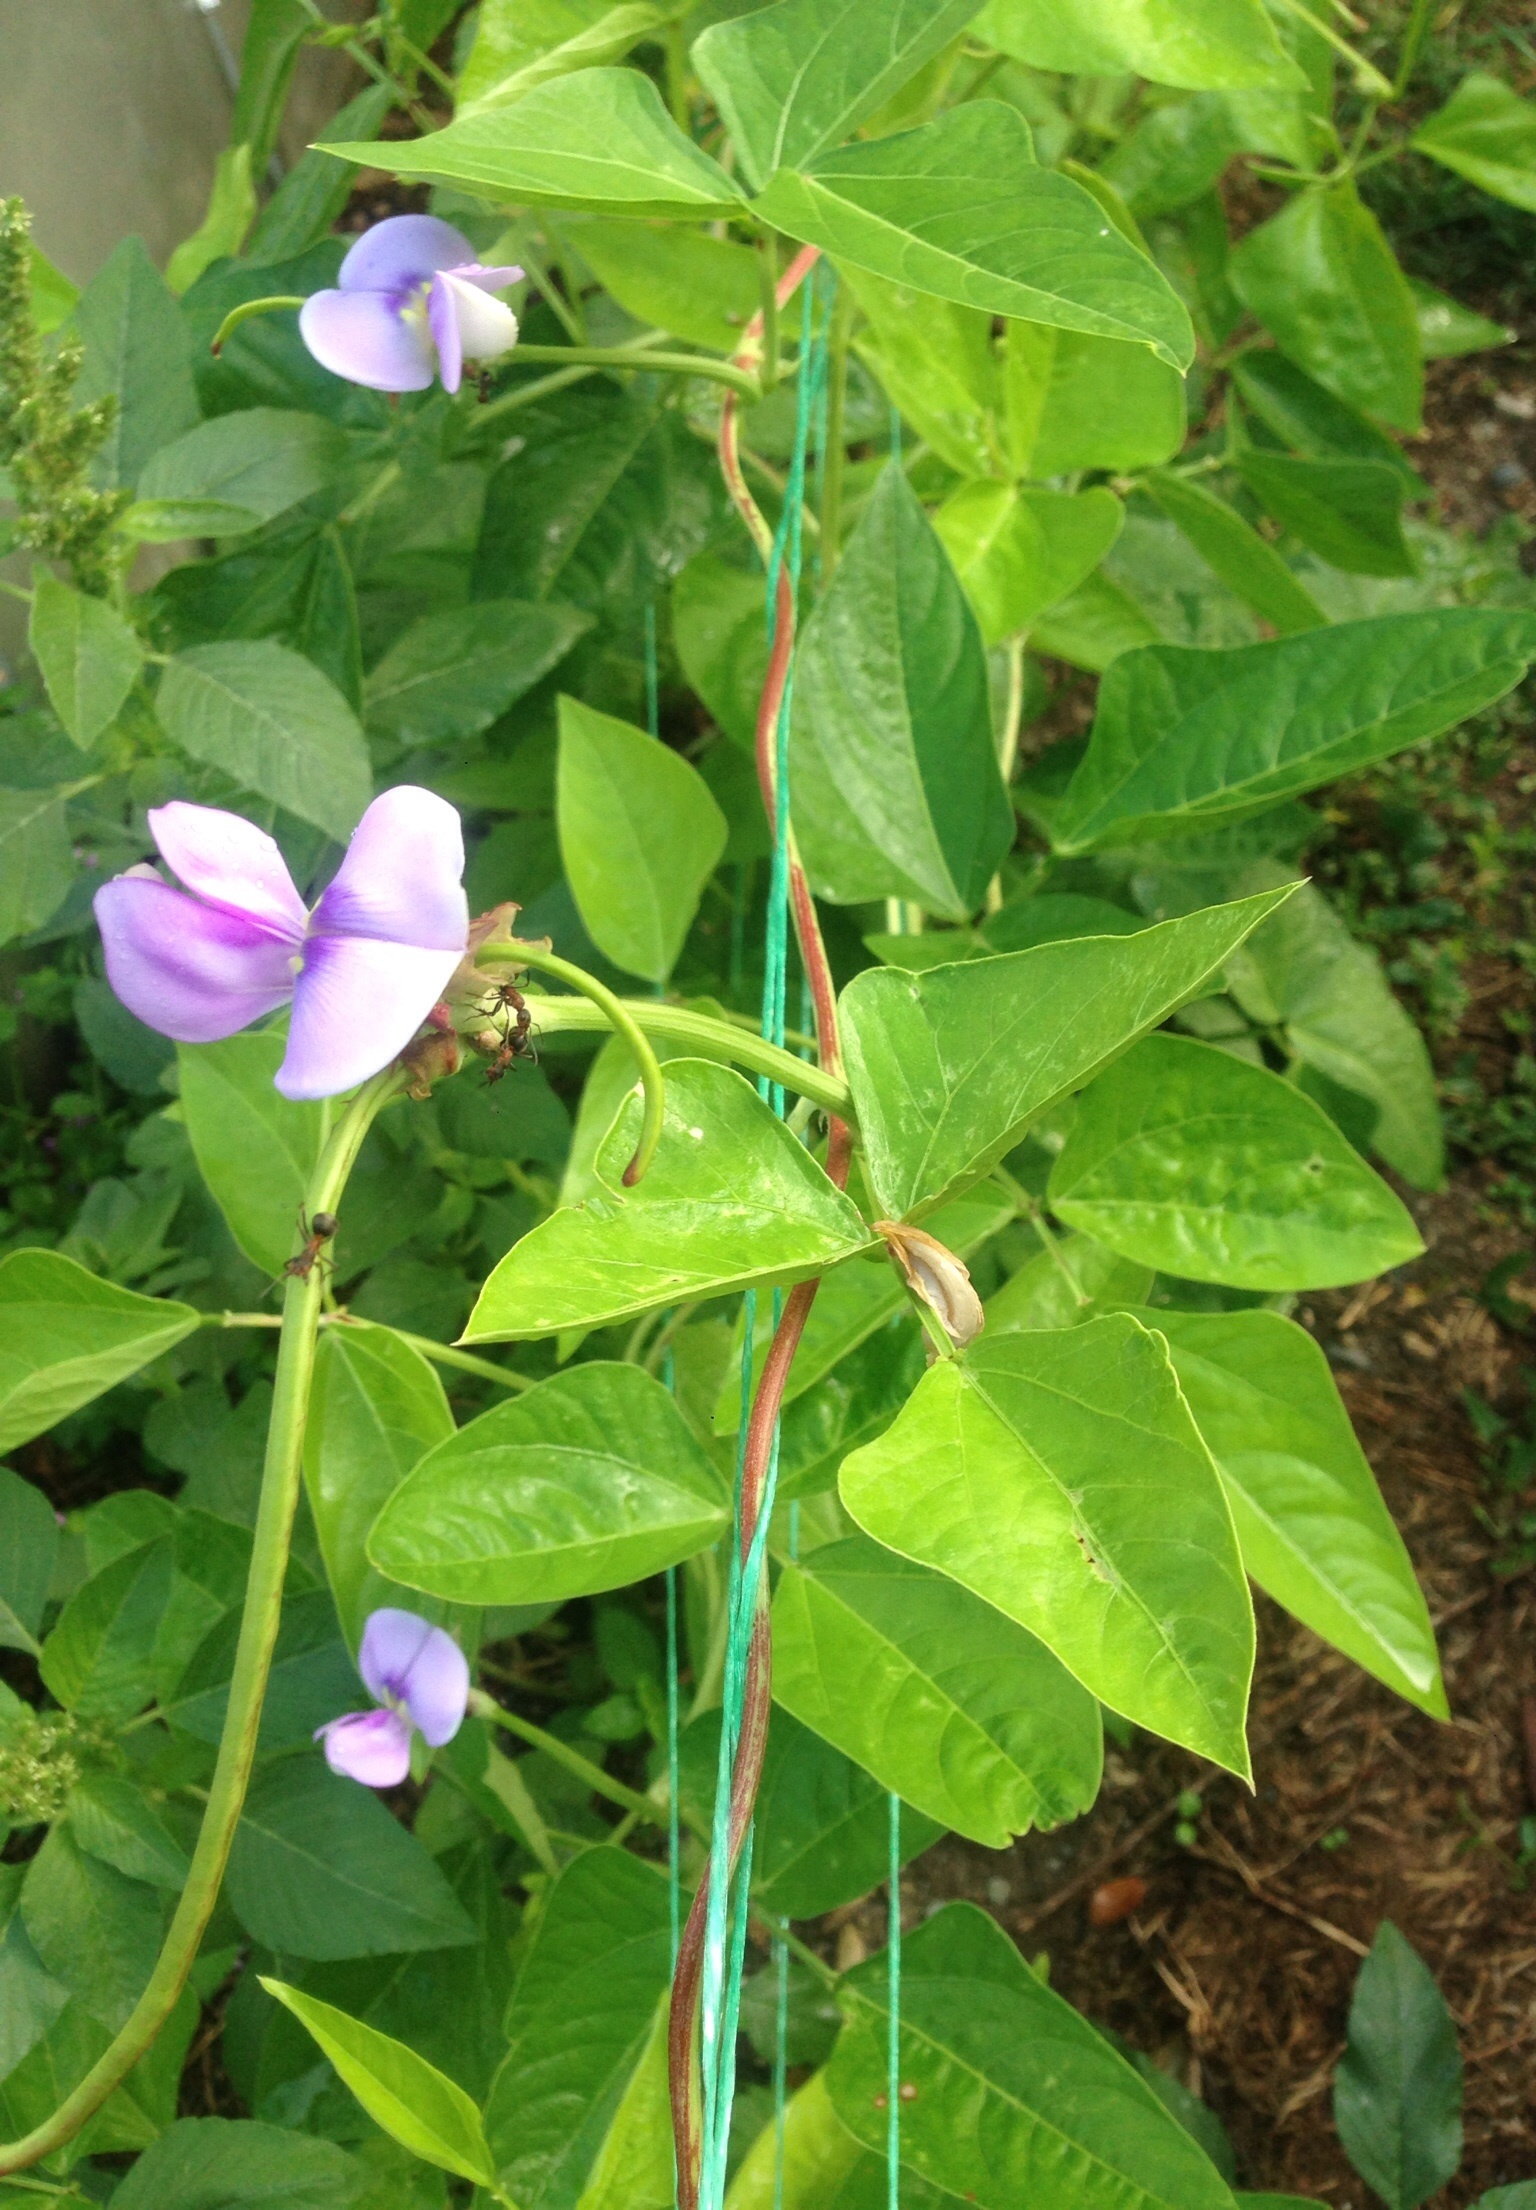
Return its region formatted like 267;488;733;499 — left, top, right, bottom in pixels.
0;1068;405;2178
208;295;305;355
668;239;853;2208
488;940;668;1185
469;966;852;1121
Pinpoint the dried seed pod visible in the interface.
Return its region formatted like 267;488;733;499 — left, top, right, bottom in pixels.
1088;1876;1147;1928
874;1221;985;1351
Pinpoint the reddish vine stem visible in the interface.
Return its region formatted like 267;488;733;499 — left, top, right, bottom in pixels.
668;238;854;2207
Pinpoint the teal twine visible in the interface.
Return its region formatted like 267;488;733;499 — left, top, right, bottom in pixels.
771;1922;790;2210
696;272;828;2210
888;1792;902;2207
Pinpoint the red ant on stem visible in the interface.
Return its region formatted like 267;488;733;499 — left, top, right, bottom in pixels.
479;981;536;1085
283;1208;338;1283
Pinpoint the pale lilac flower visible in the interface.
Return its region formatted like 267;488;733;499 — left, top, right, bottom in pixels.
93;787;467;1102
299;215;522;394
316;1608;470;1788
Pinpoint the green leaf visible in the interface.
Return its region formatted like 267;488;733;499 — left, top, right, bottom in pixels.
368;1360;730;1604
1010;321;1188;476
483;1848;673;2209
573;1991;674;2210
777;1321;928;1501
0;783;77;945
158;639;372;841
27;241;78;337
974;0;1298;90
476;383;723;619
1229;351;1422;487
177;1030;325;1278
570;216;761;350
166;144;259;294
981;893;1142;953
164;1585;361;1753
39;1539;174;1720
694;0;986;191
985;1230;1153;1333
678;1706;943;1919
261;1980;496;2186
324;69;744;216
246;83;395;262
1406;274;1514;360
227;1758;476;1960
68;1771;189;1891
28;571;144;748
728;2069;926;2209
840;1316;1254;1770
1050;1033;1425;1288
1141;471;1327;636
1223;877;1443;1189
1235;451;1415;578
71;235;201;488
1050;610;1536;853
0;1467;58;1656
137;407;348;533
21;1827;163;2032
840;887;1294;1219
827;1903;1240;2207
671;553;768;752
0;1983;197;2159
557;696;728;981
466;1059;869;1341
1412;71;1536;213
1229;183;1422;432
934;482;1124;647
459;0;685;114
844;267;1001;481
0;1876;70;2081
1334;1923;1462;2210
715;1187;1016;1435
232;0;311;174
1031;570;1168;672
110;2117;367;2210
773;1533;1102;1846
792;465;1012;918
0;1248;199;1454
365;600;590;750
1147;1309;1445;1716
305;1321;457;1648
754;104;1194;370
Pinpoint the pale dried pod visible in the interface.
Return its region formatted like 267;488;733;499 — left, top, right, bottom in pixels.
873;1221;985;1351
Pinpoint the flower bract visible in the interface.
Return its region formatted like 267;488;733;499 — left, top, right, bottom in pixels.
299;214;521;394
93;786;469;1100
316;1607;470;1789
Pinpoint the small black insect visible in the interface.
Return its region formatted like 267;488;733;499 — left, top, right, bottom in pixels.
284;1208;338;1282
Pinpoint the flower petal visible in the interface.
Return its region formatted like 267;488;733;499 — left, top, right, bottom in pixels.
310;786;468;952
432;270;519;389
316;1708;413;1788
94;876;296;1043
459;264;524;293
299;288;434;393
359;1608;470;1747
277;933;461;1099
337;214;476;295
148;801;308;941
427;272;463;397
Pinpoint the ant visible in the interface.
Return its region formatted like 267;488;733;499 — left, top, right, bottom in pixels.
480;981;536;1085
283;1208;338;1282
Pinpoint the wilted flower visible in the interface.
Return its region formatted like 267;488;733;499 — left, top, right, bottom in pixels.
299;214;521;394
316;1608;470;1788
93;787;468;1101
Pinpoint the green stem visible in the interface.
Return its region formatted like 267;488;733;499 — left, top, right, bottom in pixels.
473;971;852;1122
1265;0;1392;94
202;1311;534;1390
208;295;305;356
511;342;761;402
1390;0;1435;97
991;1167;1086;1306
819;279;854;581
481;942;673;1183
664;20;690;129
470;330;671;426
0;1070;405;2180
469;1692;702;1836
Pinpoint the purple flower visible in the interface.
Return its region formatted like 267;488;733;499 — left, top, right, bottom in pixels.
299;215;522;395
316;1608;470;1788
93;787;468;1102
